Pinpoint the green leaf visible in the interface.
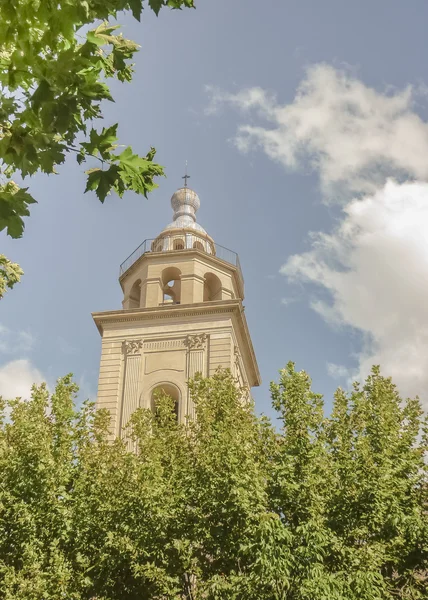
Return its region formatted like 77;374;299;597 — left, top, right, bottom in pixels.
31;79;53;112
81;125;118;159
128;0;144;20
0;183;37;238
115;146;164;197
85;168;102;192
84;165;120;202
86;22;122;47
79;81;114;101
167;0;195;8
149;0;164;16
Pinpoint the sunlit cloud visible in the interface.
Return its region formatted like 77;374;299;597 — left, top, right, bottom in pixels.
207;65;428;403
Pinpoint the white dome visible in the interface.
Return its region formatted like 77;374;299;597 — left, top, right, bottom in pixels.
159;186;208;235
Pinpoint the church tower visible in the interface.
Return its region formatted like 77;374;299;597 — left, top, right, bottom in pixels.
92;181;260;437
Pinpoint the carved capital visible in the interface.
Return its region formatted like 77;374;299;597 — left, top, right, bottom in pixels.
122;339;143;356
184;333;207;350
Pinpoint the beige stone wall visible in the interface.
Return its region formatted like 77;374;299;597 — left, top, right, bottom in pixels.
208;333;232;375
95;311;245;436
96;338;123;438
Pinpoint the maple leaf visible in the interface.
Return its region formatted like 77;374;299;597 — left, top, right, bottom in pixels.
81;125;118;159
85;165;120;202
0;184;37;238
149;0;164;16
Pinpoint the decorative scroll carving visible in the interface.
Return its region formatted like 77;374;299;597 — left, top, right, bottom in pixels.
184;333;207;350
122;339;143;355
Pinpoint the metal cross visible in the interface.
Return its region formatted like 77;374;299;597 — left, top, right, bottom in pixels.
182;162;190;187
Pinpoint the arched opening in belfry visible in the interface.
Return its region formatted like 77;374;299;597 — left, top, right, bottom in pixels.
173;238;185;251
162;266;181;304
128;279;141;308
152;239;163;252
203;272;222;302
193;240;204;251
150;383;180;421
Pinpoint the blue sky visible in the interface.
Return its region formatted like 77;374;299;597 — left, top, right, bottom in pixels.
2;0;428;418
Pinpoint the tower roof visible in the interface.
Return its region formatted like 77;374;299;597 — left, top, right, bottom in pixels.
162;186;208;235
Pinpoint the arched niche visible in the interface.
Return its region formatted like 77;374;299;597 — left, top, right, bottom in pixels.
193;240;205;251
128;279;141;308
162;266;181;304
173;238;185;250
203;272;222;302
152;239;163;253
150;382;180;421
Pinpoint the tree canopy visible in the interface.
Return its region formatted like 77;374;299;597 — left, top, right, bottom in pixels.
0;0;195;296
0;365;427;599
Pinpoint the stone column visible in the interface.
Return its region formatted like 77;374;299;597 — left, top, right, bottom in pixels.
120;339;143;436
143;277;162;307
185;333;208;420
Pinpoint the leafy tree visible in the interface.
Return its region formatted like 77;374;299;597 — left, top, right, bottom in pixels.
0;0;195;296
0;253;23;297
0;366;427;599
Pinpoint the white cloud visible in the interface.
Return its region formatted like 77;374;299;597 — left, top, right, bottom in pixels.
206;64;428;200
0;324;35;354
282;179;428;405
327;363;351;380
0;359;45;400
208;65;428;403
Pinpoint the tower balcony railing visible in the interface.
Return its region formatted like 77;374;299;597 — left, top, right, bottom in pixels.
119;236;244;289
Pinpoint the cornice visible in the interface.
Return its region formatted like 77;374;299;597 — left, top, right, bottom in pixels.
231;309;261;387
93;299;240;328
179;273;206;283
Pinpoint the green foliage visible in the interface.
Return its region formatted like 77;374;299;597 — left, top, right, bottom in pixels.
0;253;23;298
0;0;195;239
0;365;427;599
0;181;37;238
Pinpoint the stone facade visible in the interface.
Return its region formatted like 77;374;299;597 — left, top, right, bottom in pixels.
93;185;260;437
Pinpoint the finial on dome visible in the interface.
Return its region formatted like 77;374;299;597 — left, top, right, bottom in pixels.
182;160;190;188
162;183;207;235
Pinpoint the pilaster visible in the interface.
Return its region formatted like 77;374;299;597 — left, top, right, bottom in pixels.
185;333;208;419
120;339;143;435
180;273;205;304
143;277;163;307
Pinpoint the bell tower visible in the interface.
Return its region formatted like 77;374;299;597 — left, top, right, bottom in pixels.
93;182;260;437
